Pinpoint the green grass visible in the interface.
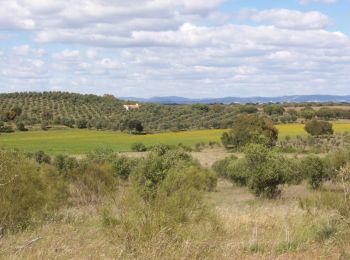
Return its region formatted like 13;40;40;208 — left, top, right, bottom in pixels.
0;129;225;154
1;124;350;154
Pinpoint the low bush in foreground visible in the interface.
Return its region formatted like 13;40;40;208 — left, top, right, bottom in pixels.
0;150;66;231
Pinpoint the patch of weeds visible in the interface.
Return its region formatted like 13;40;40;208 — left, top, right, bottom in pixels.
276;241;300;253
244;242;265;254
101;208;120;227
315;224;337;241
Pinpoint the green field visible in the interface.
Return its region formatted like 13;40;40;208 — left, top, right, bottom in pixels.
1;124;350;154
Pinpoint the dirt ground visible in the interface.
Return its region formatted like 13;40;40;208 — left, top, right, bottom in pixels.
121;148;236;168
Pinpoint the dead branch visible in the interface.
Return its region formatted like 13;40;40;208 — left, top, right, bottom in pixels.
15;237;42;251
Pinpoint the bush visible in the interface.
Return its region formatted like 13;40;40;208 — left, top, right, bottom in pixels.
86;147;114;163
16;122;27;131
53;154;79;177
111;156;135;180
103;163;219;254
305;120;333;136
300;155;327;189
221;115;278;149
34;150;51;164
0;125;14;133
41;121;49;131
244;144;288;198
263;104;285;115
69;163;117;205
226;159;250;186
132;149;196;200
0;150;66;231
212;155;238;178
76;119;88;129
131;142;147;152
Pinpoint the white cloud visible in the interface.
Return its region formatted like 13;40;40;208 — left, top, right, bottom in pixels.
241;9;332;30
299;0;337;4
0;0;349;96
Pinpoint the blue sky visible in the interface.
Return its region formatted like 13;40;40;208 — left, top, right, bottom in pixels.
0;0;349;98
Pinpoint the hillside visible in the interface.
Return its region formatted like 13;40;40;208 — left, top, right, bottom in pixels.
0;92;239;132
2;92;350;133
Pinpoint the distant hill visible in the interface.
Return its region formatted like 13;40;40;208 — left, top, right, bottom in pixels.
121;95;350;104
1;92;350;133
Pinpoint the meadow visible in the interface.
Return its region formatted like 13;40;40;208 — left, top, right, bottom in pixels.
0;123;350;154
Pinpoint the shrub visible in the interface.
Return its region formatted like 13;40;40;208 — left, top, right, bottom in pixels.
132;149;195;200
111;156;135;180
103;164;219;253
131;142;147;152
0;150;66;231
53;154;79;177
244;144;288;198
34;150;51;164
300;155;327;189
16;122;27;131
305;120;334;136
86;147;114;163
263;104;285;115
221;115;278;149
212;155;238;178
226;159;250;186
76;119;88;129
69;163;117;205
239;105;258;114
41;121;49;131
0;125;14;133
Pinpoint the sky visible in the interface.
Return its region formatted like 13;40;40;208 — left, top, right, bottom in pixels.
0;0;349;98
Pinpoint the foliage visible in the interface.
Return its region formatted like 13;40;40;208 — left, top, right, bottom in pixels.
243;144;289;198
16;122;27;131
69;163;117;205
76;119;88;129
0;150;66;231
300;155;327;189
111;155;135;180
221;115;278;149
305;120;334;136
239;105;258;114
0;125;14;133
131;142;147;152
53;154;79;177
33;150;51;164
263;104;285;115
131;148;197;200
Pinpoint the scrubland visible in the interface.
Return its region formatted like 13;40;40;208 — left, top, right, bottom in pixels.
1;143;350;259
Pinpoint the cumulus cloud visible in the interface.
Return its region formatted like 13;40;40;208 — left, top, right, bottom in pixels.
0;0;349;97
240;9;332;30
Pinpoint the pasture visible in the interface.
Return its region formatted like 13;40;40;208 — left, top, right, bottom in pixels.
1;123;350;154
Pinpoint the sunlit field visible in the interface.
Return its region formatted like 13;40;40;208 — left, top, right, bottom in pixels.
1;123;350;154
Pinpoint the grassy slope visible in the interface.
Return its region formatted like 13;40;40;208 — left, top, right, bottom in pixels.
1;124;350;154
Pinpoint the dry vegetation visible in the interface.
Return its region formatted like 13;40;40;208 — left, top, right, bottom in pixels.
1;146;350;259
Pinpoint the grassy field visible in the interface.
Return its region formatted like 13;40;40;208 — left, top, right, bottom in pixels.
1;123;350;154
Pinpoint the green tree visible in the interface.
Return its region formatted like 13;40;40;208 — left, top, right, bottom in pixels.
221;115;278;149
16;122;27;131
304;120;333;136
263;104;285;115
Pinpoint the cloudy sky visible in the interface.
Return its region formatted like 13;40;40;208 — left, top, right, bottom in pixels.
0;0;349;98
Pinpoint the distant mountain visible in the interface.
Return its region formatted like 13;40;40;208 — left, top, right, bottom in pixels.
120;95;350;104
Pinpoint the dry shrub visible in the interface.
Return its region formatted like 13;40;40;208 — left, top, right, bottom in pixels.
0;150;66;232
69;163;118;205
101;165;220;258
